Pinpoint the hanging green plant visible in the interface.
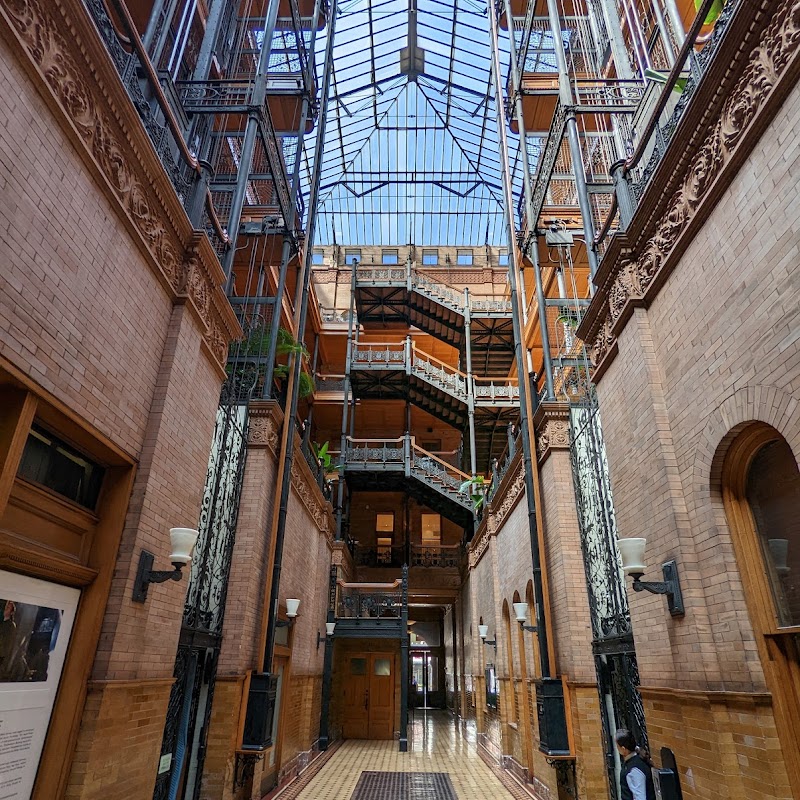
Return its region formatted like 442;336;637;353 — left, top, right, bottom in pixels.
312;441;343;472
644;68;688;94
459;475;487;513
695;0;724;24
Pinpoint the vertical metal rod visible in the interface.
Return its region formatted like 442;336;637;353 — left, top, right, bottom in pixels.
148;0;181;62
168;0;199;75
651;0;677;65
193;0;227;80
503;0;555;401
544;0;600;279
263;236;293;397
488;0;553;679
222;0;282;286
595;0;636;79
262;0;339;674
663;0;686;48
399;565;409;752
337;260;358;540
464;288;477;476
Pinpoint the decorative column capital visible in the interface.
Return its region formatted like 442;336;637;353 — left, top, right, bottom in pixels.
533;402;571;464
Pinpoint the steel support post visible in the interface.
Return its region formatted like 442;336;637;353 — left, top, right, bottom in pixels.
399;565;409;752
503;0;555;401
488;0;554;679
663;0;687;47
596;0;636;79
319;565;338;749
261;0;339;674
336;260;358;540
464;288;478;476
543;0;600;279
222;0;282;286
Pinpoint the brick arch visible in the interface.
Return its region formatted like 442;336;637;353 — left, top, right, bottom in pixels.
692;384;800;507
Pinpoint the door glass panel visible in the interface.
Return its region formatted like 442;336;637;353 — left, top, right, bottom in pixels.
374;658;391;676
427;655;439;691
351;658;367;675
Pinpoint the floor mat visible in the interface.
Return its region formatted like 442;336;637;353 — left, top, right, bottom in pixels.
349;771;458;799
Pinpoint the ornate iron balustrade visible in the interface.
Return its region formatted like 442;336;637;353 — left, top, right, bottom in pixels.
351;342;518;406
410;545;461;569
355;266;407;282
319;307;354;325
345;438;405;466
83;0;200;215
353;546;406;568
337;581;403;618
316;374;346;393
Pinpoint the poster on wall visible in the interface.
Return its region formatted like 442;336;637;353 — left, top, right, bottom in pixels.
0;570;80;800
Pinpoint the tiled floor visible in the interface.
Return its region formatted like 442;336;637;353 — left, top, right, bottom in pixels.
291;711;517;800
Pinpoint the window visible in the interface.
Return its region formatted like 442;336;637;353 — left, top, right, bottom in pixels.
311;249;324;265
382;249;399;265
344;249;361;264
485;665;499;709
375;512;394;533
456;249;473;265
422;250;438;265
421;514;441;545
17;425;105;509
498;248;509;266
745;438;800;627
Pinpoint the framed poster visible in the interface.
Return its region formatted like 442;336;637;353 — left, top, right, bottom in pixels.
0;570;80;800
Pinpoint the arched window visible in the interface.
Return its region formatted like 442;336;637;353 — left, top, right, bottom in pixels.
745;437;800;626
722;424;800;789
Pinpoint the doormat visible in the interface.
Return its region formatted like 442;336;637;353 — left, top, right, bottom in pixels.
350;771;458;799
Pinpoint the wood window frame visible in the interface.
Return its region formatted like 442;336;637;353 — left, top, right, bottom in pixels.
722;422;800;796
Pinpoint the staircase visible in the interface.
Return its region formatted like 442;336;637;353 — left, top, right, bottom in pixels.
342;436;481;528
354;265;515;376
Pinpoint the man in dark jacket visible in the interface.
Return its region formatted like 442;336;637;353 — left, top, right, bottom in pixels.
615;728;656;800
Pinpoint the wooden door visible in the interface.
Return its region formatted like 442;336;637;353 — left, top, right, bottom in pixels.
342;653;394;740
342;656;369;738
368;654;394;740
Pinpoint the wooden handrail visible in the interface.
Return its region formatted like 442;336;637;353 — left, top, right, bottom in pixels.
103;0;200;174
411;444;473;481
625;0;722;171
337;580;402;589
204;191;229;241
473;375;518;385
346;436;406;445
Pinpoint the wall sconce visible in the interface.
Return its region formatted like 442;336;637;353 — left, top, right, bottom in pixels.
618;538;684;616
512;602;537;633
132;528;199;603
277;598;301;627
768;539;791;576
478;624;497;651
317;621;336;650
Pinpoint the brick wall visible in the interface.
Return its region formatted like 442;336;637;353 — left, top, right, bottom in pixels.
594;55;800;800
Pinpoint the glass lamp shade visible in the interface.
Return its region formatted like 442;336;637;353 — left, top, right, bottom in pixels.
618;537;647;575
478;624;489;639
285;598;301;618
325;622;336;636
768;539;790;574
512;602;529;623
169;528;199;565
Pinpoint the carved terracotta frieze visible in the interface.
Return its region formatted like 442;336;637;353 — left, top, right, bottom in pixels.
0;0;240;372
581;0;800;377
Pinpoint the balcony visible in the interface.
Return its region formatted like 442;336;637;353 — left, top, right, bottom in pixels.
333;573;408;639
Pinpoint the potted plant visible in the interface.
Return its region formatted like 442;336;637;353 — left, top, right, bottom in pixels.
459;475;487;514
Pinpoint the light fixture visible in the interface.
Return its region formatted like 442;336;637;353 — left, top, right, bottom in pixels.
618;537;684;616
277;598;301;628
478;624;497;650
317;621;336;650
132;528;199;603
512;602;537;633
768;539;791;576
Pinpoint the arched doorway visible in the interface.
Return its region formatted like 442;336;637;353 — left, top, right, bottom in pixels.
722;424;800;793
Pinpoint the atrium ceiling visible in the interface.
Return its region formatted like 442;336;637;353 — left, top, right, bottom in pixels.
301;0;522;246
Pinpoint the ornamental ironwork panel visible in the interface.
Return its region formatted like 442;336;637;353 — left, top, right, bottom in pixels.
570;403;630;640
154;396;249;800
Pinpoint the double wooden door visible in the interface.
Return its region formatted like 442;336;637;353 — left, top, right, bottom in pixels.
342;653;394;740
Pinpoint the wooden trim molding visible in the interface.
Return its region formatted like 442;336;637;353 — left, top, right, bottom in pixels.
533;402;571;465
0;540;99;586
0;0;240;374
578;0;800;381
638;685;774;708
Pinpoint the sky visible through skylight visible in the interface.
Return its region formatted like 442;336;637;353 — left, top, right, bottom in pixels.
300;0;522;247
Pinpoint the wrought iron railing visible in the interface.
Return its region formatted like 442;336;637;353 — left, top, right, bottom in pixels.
350;341;519;405
595;0;743;256
83;0;201;215
353;546;406;568
337;580;403;618
343;436;482;511
410;544;461;569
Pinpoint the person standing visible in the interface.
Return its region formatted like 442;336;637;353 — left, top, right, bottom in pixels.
615;728;656;800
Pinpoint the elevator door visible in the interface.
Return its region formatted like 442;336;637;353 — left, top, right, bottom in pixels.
342;653;394;740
